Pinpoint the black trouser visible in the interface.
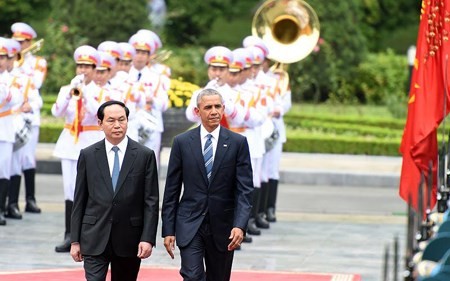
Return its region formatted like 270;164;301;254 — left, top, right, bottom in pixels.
179;218;234;281
83;238;141;281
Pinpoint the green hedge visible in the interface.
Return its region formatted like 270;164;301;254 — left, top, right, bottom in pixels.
284;131;401;156
39;123;64;143
288;120;403;138
284;112;406;130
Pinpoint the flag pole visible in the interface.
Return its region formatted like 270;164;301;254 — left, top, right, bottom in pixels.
439;55;450;213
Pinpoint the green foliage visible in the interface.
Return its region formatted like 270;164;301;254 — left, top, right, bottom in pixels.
282;103;405;155
0;0;48;36
168;46;208;86
289;0;369;103
38;123;63;143
50;0;150;47
286;119;403;138
360;0;421;53
353;49;408;117
39;18;88;96
284;112;405;130
284;131;401;156
164;0;257;45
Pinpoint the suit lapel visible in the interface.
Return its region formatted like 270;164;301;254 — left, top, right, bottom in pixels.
114;137;138;196
95;140;115;197
189;126;209;185
209;128;229;184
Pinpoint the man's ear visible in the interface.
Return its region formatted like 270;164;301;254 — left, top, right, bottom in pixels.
194;107;200;117
97;119;103;129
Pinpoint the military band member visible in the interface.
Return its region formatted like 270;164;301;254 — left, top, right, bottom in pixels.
185;46;246;129
5;39;42;220
0;38;25;226
261;56;292;222
229;47;274;235
96;49;146;142
129;32;169;167
11;22;47;214
137;29;171;77
52;46;103;252
117;42;136;76
97;41;125;87
244;36;286;223
227;48;268;240
11;22;47;90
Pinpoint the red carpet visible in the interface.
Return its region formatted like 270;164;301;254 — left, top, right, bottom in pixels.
0;267;361;281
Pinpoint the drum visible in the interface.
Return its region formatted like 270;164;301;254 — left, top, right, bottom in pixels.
135;110;158;144
13;115;32;151
262;118;279;151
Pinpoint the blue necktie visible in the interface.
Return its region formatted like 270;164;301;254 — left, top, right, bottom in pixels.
203;134;213;181
111;146;120;190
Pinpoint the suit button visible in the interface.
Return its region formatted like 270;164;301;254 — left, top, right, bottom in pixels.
109;218;113;223
202;212;206;216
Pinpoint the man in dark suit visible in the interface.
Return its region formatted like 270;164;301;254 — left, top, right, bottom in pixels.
70;100;159;281
162;88;254;281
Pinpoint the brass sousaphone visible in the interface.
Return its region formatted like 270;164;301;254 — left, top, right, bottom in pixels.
252;0;320;92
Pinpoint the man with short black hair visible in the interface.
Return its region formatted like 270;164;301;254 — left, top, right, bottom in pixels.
71;100;159;281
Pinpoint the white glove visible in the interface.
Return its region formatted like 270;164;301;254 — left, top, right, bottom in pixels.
223;98;236;116
70;74;84;89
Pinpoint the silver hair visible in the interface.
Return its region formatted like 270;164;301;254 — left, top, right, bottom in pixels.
196;88;225;106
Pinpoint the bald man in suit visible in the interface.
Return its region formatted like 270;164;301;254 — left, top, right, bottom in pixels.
70;100;159;281
162;88;254;281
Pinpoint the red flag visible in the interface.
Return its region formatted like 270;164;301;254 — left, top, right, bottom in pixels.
399;0;450;210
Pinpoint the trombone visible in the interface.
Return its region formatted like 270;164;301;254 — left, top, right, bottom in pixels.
15;39;44;68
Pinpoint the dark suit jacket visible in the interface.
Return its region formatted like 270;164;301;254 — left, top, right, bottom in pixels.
71;137;159;257
162;126;253;251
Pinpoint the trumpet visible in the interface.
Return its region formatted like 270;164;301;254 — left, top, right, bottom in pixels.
71;88;82;99
70;74;84;100
15;39;44;68
150;49;172;63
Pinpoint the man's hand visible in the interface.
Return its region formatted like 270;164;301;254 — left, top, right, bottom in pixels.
272;108;281;118
228;227;244;251
21;102;32;113
163;236;176;259
137;242;153;259
70;243;83;262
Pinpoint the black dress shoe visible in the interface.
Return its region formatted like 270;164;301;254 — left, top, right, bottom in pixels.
55;234;71;253
247;218;261;235
243;235;252;243
5;204;22;219
0;213;6;225
255;213;269;229
25;199;41;213
266;207;276;222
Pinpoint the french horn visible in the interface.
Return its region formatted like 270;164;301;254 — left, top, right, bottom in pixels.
252;0;320;64
252;0;320;92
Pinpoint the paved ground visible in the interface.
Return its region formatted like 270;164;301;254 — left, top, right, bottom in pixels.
0;173;406;281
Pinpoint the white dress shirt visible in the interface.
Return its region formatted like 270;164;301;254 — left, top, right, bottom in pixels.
200;125;220;161
105;137;128;177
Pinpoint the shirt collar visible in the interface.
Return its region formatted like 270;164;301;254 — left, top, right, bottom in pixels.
200;125;220;141
105;137;128;153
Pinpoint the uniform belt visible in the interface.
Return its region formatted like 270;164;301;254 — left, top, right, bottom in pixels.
0;109;13;118
64;124;101;132
229;127;246;133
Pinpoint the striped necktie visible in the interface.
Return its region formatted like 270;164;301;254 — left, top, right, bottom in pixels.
111;146;120;190
203;134;213;181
